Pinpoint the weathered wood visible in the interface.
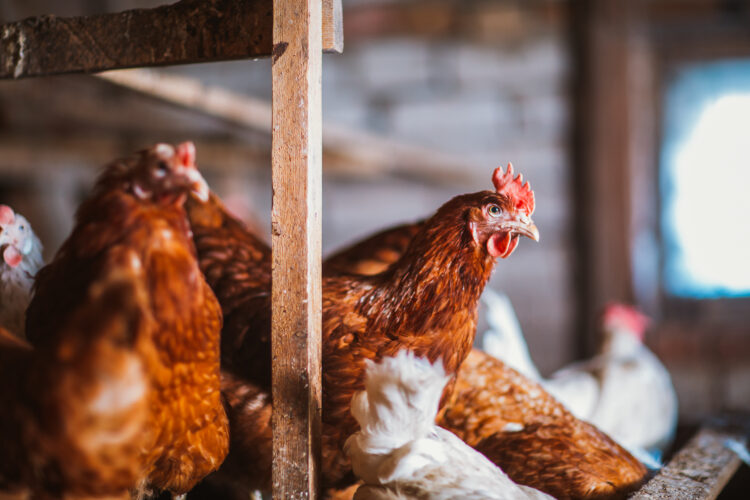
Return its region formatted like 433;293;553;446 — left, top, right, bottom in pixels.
270;0;322;497
95;68;477;186
0;0;342;80
323;0;344;54
569;0;645;356
631;427;743;500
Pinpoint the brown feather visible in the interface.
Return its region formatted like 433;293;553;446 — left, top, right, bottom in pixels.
323;222;421;276
23;145;228;496
439;350;647;499
0;268;150;498
189;189;520;489
326;222;647;499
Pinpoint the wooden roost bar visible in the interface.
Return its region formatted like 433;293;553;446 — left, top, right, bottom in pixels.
0;0;342;498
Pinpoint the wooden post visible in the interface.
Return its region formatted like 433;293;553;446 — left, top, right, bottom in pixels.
270;0;322;497
569;0;644;355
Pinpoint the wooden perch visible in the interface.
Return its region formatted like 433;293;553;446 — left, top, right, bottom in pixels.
631;427;745;500
0;0;342;80
95;68;478;186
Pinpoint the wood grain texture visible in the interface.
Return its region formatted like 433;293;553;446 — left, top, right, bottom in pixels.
323;0;344;54
632;427;743;500
270;0;323;497
0;0;342;80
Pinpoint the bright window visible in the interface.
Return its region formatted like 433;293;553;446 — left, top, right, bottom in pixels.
661;61;750;298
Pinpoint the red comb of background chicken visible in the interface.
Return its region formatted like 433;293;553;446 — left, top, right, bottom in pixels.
177;141;196;167
492;163;535;216
602;303;650;341
0;205;14;225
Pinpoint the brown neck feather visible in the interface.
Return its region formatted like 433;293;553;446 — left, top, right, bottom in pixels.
361;194;496;337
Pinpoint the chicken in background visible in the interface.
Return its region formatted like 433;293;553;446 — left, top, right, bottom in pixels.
480;288;599;420
0;205;43;338
25;143;229;497
345;351;553;500
186;163;540;491
480;289;543;380
481;297;677;465
323;222;421;277
183;190;274;494
0;252;150;498
584;305;677;461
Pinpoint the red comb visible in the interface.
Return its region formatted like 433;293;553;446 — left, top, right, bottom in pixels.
177;141;196;167
0;205;15;225
492;163;535;215
602;303;649;340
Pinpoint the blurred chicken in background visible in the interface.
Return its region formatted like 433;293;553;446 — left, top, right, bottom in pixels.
0;205;43;339
23;143;229;497
481;295;678;466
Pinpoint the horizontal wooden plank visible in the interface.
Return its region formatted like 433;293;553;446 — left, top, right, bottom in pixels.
0;0;342;80
95;68;480;186
631;427;744;500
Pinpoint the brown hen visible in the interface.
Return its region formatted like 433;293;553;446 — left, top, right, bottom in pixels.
25;142;228;496
322;222;421;276
439;350;646;500
187;165;539;491
0;266;150;499
325;221;648;499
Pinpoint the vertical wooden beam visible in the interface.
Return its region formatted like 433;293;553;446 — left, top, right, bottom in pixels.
569;0;644;354
271;0;322;498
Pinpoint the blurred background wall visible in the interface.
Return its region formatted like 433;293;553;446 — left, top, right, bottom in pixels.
0;0;747;425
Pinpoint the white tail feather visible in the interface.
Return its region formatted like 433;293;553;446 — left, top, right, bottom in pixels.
346;351;554;500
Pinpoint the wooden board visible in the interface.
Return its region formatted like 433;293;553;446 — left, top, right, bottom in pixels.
569;0;644;356
270;0;323;497
632;427;744;499
0;0;342;80
95;68;477;186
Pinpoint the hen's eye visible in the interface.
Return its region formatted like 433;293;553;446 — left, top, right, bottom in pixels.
154;161;169;178
488;205;502;217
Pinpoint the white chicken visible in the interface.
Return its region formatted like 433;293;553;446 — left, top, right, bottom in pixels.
0;205;43;338
480;289;599;420
344;350;554;500
481;290;677;466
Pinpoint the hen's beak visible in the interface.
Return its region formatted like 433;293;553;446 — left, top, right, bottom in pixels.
182;167;209;202
502;214;539;242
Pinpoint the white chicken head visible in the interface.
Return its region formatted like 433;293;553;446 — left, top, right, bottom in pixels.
0;205;41;269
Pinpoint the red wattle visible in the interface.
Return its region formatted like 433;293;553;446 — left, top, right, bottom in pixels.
3;245;22;268
487;233;510;258
487;233;520;259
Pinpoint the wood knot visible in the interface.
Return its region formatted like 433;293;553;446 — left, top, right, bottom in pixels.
272;41;288;64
